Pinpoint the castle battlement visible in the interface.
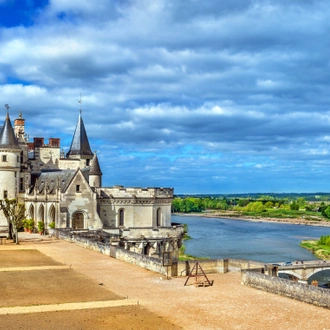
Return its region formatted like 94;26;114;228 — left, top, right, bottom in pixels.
100;186;174;198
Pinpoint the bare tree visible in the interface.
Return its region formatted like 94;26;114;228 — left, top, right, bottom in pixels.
0;199;26;244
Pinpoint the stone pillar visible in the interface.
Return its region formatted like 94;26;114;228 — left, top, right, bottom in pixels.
219;259;229;273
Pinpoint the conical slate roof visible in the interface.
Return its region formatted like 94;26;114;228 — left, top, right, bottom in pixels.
89;152;102;176
66;112;93;157
0;113;20;149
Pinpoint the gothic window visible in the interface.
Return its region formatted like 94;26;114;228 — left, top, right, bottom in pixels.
119;209;125;227
29;204;34;220
49;204;55;223
38;205;45;222
2;155;7;162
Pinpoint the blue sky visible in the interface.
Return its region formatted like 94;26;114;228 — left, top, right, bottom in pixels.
1;0;330;194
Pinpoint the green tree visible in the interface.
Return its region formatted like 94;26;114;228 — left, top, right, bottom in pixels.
290;201;299;211
245;201;265;212
297;197;306;209
322;205;330;219
238;199;250;207
172;198;183;212
0;199;26;244
264;201;274;208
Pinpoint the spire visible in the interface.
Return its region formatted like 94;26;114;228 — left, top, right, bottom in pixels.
66;112;93;157
0;112;20;149
89;152;102;176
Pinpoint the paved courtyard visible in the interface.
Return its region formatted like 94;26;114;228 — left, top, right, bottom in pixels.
0;233;330;329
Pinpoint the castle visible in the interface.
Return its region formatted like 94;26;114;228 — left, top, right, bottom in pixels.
0;109;182;257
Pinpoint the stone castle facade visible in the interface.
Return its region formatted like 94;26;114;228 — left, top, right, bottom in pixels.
0;110;182;257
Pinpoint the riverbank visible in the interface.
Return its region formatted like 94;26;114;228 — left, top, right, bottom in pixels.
300;240;330;260
173;211;330;227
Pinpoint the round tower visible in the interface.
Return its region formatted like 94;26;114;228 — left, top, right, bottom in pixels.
0;112;22;226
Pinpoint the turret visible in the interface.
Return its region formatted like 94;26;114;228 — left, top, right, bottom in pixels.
89;152;102;188
14;111;25;143
66;111;93;167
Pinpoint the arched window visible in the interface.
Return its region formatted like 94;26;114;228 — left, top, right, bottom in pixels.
29;204;34;220
156;208;162;227
38;204;45;222
49;204;55;223
119;209;124;227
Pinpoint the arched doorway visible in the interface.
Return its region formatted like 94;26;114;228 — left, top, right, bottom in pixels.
72;212;84;229
144;242;151;256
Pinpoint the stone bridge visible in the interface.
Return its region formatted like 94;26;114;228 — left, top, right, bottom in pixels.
277;261;330;283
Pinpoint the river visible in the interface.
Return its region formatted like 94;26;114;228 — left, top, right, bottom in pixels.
172;215;330;262
173;215;330;283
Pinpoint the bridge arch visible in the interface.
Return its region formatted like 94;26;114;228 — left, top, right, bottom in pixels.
278;262;330;283
278;271;301;281
307;269;330;284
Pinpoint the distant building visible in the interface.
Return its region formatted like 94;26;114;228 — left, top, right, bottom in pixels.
0;110;182;257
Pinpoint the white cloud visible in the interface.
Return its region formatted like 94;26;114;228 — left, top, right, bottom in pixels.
0;0;330;192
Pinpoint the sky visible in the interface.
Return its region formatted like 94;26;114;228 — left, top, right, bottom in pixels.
0;0;330;194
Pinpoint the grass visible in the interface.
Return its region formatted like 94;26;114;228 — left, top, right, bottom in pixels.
239;209;325;220
300;240;330;259
178;242;209;261
178;254;210;261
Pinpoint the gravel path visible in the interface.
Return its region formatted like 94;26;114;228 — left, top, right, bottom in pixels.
0;299;137;315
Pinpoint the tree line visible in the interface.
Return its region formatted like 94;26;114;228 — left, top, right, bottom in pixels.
172;196;330;219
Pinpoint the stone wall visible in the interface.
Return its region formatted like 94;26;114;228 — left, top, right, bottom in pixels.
241;270;330;309
177;259;224;276
177;259;265;277
115;248;166;275
227;258;265;271
58;231;111;256
56;229;168;275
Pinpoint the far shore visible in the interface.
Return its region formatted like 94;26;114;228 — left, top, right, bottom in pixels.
172;211;330;227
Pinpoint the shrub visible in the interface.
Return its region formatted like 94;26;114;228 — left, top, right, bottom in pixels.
37;221;44;232
22;219;28;229
26;219;34;231
318;235;330;247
